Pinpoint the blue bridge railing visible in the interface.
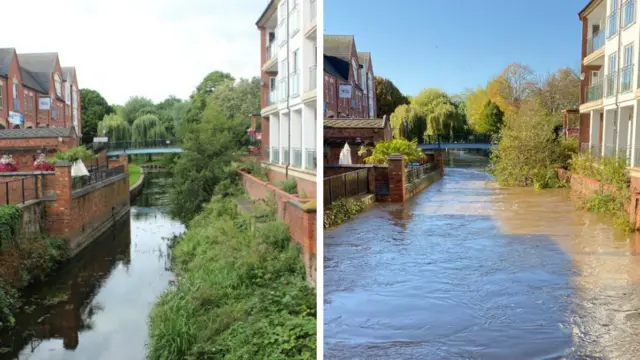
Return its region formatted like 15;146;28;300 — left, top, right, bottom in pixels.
98;140;181;152
421;134;492;145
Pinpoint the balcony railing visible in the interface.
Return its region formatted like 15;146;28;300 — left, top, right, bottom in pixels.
292;148;302;168
604;74;617;97
587;29;605;55
607;10;619;38
283;148;290;165
277;24;287;47
308;65;317;91
289;5;300;37
305;148;316;169
266;41;276;60
271;147;280;163
268;89;277;105
278;77;288;101
623;0;635;28
586;81;603;101
290;72;300;97
310;0;316;22
620;65;634;93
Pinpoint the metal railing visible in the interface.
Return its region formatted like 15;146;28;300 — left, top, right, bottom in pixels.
290;71;300;97
623;0;635;27
271;147;280;163
308;65;317;91
289;5;300;36
0;176;39;205
587;29;605;55
105;139;179;151
323;168;368;206
309;0;316;21
283;148;290;165
292;148;302;168
607;10;619;38
422;133;492;144
305;148;316;169
85;158;109;173
405;163;437;185
620;65;634;93
604;74;617;97
72;165;125;191
586;80;603;101
278;77;288;101
266;41;276;61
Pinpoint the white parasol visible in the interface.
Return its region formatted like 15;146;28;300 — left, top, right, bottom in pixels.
339;142;352;165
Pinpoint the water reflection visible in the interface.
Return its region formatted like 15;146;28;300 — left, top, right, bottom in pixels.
0;172;184;360
324;159;640;359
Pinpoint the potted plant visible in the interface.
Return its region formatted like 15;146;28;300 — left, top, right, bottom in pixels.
34;153;55;171
0;154;17;172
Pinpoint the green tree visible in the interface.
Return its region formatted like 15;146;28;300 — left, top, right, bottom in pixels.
97;113;131;143
121;96;155;124
375;76;409;117
208;77;260;121
169;104;247;223
196;71;235;98
476;100;504;135
80;89;114;144
131;114;167;142
359;138;425;165
412;88;466;137
390;104;426;141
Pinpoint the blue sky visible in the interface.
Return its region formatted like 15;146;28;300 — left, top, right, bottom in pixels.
324;0;586;97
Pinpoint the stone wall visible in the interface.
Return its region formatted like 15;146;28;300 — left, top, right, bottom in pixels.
18;200;43;238
238;170;316;285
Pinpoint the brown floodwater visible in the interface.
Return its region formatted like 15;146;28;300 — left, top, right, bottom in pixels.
0;172;184;359
324;153;640;359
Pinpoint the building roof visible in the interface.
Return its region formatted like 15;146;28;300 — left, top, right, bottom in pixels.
358;52;370;67
0;48;15;77
578;0;602;18
324;118;387;129
17;53;58;94
62;66;75;81
256;0;277;27
325;35;355;62
323;55;347;81
0;127;76;139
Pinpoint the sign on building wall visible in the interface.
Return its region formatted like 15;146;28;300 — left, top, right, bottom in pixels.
8;111;24;125
39;97;51;110
93;137;108;143
339;84;352;98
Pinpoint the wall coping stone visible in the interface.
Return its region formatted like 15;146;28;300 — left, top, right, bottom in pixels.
56;161;72;167
72;173;128;199
0;171;55;176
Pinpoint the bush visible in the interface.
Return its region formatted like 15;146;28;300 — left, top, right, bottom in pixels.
148;196;315;359
324;197;366;228
490;101;570;188
242;160;268;182
55;146;93;163
0;205;21;250
281;179;298;194
359;138;425;165
582;189;634;232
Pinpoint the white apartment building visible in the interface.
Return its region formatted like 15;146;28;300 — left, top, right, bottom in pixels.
257;0;318;175
580;0;640;166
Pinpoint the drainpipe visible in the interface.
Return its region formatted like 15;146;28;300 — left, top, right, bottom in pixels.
285;0;291;180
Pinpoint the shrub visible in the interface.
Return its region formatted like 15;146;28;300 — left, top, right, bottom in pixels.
359;138;425;165
241;160;268;182
282;179;298;194
0;205;21;250
55;146;93;163
324;197;366;228
582;189;634;232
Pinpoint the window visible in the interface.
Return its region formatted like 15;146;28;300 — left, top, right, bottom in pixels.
0;84;3;109
279;0;287;20
624;43;633;66
12;84;19;111
52;107;57;120
610;52;618;74
54;73;62;97
352;59;358;84
270;77;276;90
292;49;299;73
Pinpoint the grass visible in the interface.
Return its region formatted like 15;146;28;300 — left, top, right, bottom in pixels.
147;194;316;359
129;164;141;186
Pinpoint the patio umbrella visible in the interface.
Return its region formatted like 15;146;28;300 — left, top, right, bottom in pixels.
339;142;352;165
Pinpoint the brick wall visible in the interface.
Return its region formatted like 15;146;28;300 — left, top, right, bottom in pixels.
266;168;316;199
0;175;39;204
238;170;316;284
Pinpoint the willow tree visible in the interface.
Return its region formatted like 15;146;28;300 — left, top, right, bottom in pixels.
412;88;466;137
97;114;131;143
390;103;426;141
131;114;168;142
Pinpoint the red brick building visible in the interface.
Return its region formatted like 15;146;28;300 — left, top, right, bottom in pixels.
0;127;79;171
324;35;376;119
0;48;81;136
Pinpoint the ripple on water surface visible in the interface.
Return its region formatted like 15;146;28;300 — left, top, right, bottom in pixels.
325;167;640;360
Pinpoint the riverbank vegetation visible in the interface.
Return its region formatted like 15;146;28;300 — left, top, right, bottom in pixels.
570;152;633;231
359;138;425;164
148;191;316;359
129;164;141;186
0;206;67;330
324;197;366;228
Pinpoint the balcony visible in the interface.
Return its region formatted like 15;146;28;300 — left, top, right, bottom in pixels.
271;147;280;164
604;74;617;97
268;89;277;105
278;77;288;101
620;65;634;93
305;148;316;170
289;5;300;38
623;0;635;28
292;148;302;168
305;0;317;38
290;71;300;98
262;41;278;73
586;80;603;102
308;65;317;91
586;29;605;58
607;10;618;38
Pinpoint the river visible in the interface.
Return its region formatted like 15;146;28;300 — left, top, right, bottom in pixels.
324;153;640;359
0;172;184;360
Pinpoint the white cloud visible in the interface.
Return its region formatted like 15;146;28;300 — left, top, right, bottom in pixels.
0;0;266;105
